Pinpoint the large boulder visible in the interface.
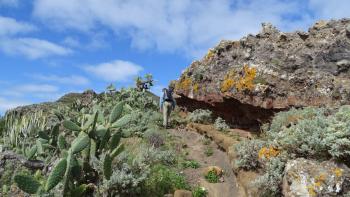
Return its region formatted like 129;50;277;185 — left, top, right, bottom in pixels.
283;158;350;197
175;18;350;129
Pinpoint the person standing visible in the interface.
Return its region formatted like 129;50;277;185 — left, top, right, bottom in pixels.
160;84;176;128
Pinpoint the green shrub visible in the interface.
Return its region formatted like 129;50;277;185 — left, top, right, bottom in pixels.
323;105;350;160
101;156;151;196
182;160;200;169
253;157;285;197
120;111;163;137
264;106;350;161
235;139;265;170
214;117;230;132
235;106;350;197
192;186;208;197
144;164;190;197
143;128;165;148
205;170;219;183
266;107;328;137
188;109;213;124
0;116;5;135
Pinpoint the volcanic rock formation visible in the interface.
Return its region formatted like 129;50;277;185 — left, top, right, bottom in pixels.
175;18;350;129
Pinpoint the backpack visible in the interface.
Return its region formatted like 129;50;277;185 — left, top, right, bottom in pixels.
163;88;173;101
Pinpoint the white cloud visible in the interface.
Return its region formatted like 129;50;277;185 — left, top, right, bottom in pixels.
2;84;59;97
0;37;72;59
309;0;350;20
62;32;109;50
0;16;73;59
16;84;59;93
0;97;28;114
0;0;18;7
84;60;143;82
62;36;81;48
33;0;340;57
32;74;90;86
0;16;36;36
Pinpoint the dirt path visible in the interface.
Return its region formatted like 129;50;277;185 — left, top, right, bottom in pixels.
169;127;239;197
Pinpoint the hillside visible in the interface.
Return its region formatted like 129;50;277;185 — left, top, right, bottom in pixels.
1;18;350;197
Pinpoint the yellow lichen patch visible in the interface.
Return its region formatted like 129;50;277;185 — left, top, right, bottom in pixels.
333;168;343;177
176;77;192;92
258;146;280;160
235;65;257;91
221;78;235;92
220;69;236;92
193;83;200;93
220;64;257;93
314;181;322;187
204;49;215;61
307;185;317;196
317;173;327;182
314;173;327;187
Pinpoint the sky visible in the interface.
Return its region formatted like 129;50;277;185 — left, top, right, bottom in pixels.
0;0;349;114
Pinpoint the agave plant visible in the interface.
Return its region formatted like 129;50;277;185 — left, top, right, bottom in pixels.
4;110;48;148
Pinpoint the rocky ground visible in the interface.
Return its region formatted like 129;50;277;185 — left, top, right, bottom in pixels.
169;127;238;197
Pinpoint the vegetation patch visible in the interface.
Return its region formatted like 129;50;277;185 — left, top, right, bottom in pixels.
0;84;190;196
192;186;208;197
182;160;201;169
144;164;190;197
214;117;230;132
205;170;219;183
235;105;350;196
205;147;214;157
188;109;213;124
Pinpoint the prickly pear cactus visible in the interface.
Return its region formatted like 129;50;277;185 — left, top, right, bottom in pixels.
14;174;41;194
45;158;67;191
71;132;90;154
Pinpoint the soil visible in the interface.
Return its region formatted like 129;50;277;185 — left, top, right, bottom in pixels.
168;127;239;197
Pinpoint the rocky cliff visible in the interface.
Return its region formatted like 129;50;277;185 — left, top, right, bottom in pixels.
175;18;350;129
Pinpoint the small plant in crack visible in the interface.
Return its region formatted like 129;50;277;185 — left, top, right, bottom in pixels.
205;147;214;157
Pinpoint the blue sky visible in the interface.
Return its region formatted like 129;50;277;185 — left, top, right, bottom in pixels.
0;0;349;114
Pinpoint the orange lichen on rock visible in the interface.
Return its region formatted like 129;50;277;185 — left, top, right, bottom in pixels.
220;64;257;93
258;146;280;159
314;173;327;187
176;77;192;92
